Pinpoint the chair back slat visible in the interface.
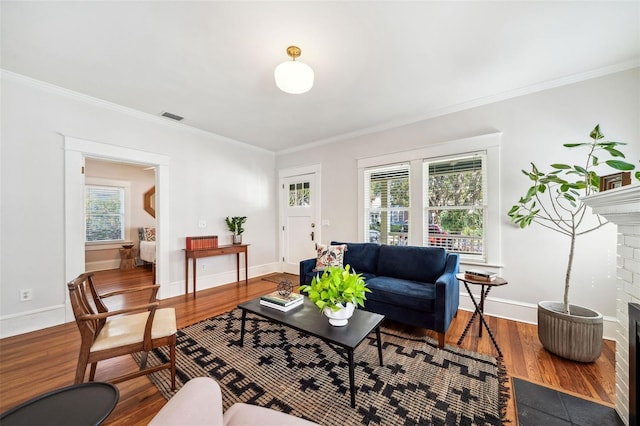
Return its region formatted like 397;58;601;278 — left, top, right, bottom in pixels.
67;273;102;340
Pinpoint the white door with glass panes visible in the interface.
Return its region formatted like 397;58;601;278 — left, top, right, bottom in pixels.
280;171;320;274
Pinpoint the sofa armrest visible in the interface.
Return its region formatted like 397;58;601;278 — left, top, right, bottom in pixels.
433;253;460;332
149;377;224;425
224;403;319;426
299;258;317;286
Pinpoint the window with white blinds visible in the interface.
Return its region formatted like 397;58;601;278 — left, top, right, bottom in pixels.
423;152;487;260
85;184;126;243
364;163;410;246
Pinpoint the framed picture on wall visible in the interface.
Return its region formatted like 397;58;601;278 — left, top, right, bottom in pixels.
599;172;631;192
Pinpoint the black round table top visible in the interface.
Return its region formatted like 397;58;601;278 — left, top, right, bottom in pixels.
0;382;119;426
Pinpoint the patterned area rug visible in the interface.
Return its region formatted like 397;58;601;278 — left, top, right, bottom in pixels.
139;309;507;425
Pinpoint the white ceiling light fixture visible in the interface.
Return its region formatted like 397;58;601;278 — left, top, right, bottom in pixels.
274;45;314;94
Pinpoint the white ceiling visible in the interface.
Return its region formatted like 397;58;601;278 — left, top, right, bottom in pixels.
2;1;639;153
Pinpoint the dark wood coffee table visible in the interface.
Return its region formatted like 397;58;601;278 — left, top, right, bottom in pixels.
238;296;385;408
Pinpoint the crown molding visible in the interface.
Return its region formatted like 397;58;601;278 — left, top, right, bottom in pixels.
278;60;640;156
0;69;274;155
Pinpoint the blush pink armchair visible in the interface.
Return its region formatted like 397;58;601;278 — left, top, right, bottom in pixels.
149;377;318;426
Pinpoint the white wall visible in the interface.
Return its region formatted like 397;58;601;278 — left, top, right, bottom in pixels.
1;68;638;339
277;68;640;335
0;71;279;337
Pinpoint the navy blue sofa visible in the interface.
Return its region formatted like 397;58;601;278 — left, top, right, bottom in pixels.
299;241;460;347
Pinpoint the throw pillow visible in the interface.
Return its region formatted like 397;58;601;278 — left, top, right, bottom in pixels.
143;227;156;242
314;244;347;271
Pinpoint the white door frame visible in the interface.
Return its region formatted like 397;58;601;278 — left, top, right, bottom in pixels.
64;136;170;322
278;164;321;273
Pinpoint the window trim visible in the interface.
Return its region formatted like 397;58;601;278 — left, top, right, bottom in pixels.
85;177;131;250
357;132;502;267
423;151;487;262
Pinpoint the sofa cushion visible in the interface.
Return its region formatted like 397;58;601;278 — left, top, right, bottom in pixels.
314;243;347;271
377;245;446;284
331;241;380;275
366;276;435;312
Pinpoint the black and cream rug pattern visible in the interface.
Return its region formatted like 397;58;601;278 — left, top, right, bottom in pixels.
141;309;507;425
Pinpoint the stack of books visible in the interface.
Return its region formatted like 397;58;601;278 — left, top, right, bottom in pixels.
186;235;219;250
464;269;497;282
259;291;304;312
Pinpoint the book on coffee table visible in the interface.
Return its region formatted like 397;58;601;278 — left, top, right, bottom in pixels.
260;291;303;306
259;298;304;312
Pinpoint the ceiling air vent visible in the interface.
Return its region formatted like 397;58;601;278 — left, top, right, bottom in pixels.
161;111;184;121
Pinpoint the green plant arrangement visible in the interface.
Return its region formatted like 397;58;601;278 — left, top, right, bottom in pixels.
299;264;371;312
508;124;638;314
225;216;247;235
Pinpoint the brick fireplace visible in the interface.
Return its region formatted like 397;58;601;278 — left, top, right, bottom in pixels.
584;185;640;425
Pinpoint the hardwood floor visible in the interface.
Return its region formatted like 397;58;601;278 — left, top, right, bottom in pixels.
0;267;616;424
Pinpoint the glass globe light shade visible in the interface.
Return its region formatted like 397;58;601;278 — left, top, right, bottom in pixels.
274;60;314;94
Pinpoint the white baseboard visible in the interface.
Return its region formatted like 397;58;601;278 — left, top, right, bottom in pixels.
459;292;618;340
85;259;120;272
0;305;67;338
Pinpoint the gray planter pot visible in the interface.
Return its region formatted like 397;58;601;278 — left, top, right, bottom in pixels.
537;301;603;363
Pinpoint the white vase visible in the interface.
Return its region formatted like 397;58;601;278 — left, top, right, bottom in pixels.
323;302;355;326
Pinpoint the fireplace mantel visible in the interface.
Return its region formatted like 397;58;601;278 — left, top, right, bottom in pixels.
583;184;640;225
583;183;640;425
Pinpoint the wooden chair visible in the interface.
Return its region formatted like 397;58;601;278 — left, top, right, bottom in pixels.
67;272;176;389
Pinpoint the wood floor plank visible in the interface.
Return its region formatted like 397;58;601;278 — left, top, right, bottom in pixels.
0;267;618;425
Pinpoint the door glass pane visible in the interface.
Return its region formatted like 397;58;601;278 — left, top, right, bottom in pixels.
289;181;311;207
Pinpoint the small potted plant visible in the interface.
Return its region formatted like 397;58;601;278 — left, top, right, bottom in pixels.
508;124;638;362
299;264;371;326
225;216;247;244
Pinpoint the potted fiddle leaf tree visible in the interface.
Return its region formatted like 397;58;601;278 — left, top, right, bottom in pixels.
299;264;371;326
225;216;247;245
508;124;638;362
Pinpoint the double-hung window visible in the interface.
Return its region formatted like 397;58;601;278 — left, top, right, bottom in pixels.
85;180;128;244
423;152;487;261
364;163;410;246
359;133;500;265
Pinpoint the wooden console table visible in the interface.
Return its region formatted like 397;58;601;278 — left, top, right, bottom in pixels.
183;244;249;297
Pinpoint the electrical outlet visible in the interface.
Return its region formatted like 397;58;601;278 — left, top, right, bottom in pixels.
19;289;32;302
201;263;206;270
198;219;206;228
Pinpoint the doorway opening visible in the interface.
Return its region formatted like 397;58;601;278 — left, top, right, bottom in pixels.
64;136;170;322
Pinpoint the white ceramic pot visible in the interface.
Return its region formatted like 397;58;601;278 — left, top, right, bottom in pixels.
323;302;355;326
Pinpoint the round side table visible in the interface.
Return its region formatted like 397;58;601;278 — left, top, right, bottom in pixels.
0;382;119;426
456;272;508;357
119;247;137;271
